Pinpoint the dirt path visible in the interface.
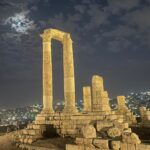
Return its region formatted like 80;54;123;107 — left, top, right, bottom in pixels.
0;133;20;150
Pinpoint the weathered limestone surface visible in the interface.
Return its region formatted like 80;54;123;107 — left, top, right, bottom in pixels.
41;33;54;113
73;137;149;150
116;96;137;125
120;143;150;150
63;33;77;113
66;144;84;150
93;139;109;149
117;96;127;109
96;120;113;131
92;75;111;112
41;29;78;114
107;127;121;138
18;144;61;150
83;86;91;112
138;143;150;150
111;141;121;150
13;124;46;144
122;130;141;144
81;125;96;138
139;107;150;126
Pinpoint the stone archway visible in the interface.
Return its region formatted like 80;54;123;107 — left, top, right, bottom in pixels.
40;29;78;113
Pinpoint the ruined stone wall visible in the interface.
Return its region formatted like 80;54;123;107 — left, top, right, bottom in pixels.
116;96;137;124
139;107;150;127
91;75;111;112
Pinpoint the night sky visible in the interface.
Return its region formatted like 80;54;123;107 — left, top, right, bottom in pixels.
0;0;150;108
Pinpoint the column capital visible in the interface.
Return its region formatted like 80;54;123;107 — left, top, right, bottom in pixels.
63;33;73;43
40;33;51;42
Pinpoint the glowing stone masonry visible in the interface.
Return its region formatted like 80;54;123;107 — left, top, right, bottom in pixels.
40;29;77;113
83;86;91;112
92;75;111;112
13;29;150;150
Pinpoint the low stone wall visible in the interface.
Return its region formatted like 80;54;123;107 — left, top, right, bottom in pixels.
120;143;150;150
35;112;123;137
18;144;61;150
66;143;150;150
138;144;150;150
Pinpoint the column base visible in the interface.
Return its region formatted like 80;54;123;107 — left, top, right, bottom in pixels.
41;108;54;114
63;106;78;114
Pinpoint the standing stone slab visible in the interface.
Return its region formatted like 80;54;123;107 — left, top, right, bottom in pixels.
83;86;92;112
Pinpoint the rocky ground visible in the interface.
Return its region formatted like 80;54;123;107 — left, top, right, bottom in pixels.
0;133;21;150
0;132;74;150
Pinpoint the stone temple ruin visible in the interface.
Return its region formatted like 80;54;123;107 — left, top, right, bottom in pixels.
13;29;150;150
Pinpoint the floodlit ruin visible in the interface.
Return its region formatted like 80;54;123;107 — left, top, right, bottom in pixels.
139;107;150;127
13;29;150;150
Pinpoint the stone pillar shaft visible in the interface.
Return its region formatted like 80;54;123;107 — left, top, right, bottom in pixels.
92;75;103;111
83;86;91;112
92;75;111;112
117;96;127;109
63;34;77;113
42;39;54;113
41;29;77;114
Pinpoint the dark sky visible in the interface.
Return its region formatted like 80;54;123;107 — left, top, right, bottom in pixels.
0;0;150;108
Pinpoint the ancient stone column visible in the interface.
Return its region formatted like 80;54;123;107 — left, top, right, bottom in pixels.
101;91;111;111
92;75;111;112
63;34;77;113
41;33;54;113
139;107;146;122
117;96;127;110
83;86;91;112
